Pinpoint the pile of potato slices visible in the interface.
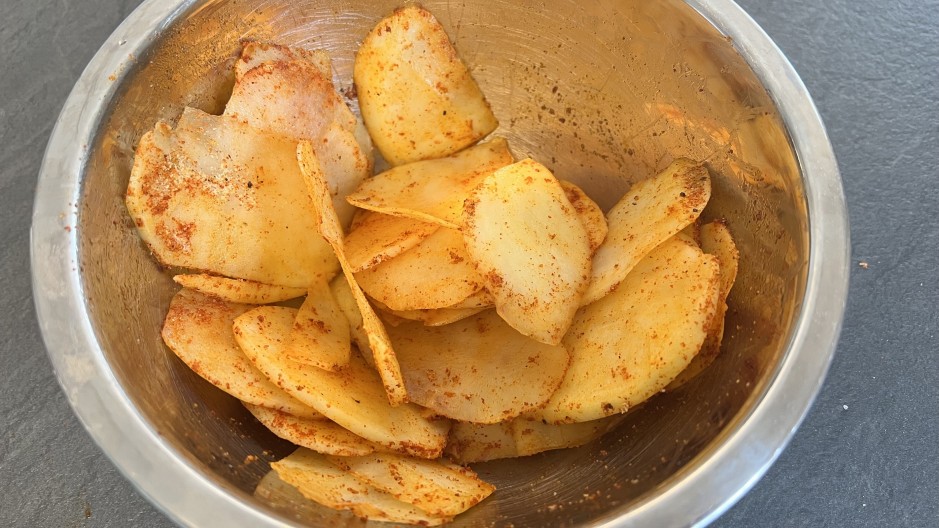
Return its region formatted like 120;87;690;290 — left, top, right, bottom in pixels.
127;4;739;525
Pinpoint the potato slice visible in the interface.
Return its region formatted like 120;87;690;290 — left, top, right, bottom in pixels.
354;4;498;166
172;274;306;304
328;275;374;367
582;158;711;305
345;138;514;229
330;452;494;517
284;281;351;371
539;237;720;423
356;228;486;311
385;306;488;327
559;180;608;252
160;289;320;420
126;109;338;287
245;404;378;456
272;449;450;525
445;422;518;464
387;310;570;423
298;141;408;404
463;159;592;345
234;306;449;458
344;211;440;272
510;415;622;457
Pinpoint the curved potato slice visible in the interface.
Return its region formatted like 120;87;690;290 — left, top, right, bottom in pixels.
463;159;592;345
345;138;513;229
510;415;622;457
328;275;374;367
356;228;486;311
445;422;518;464
539;237;721;423
172;274;306;304
385;306;488;327
160;289;321;420
582;158;711;305
245;404;378;456
272;449;450;525
344;211;440;272
387;310;570;423
559;180;608;252
354;5;498;165
330;452;494;517
234;306;449;458
284;281;351;371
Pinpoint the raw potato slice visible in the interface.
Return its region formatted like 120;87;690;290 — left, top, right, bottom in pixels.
172;274;306;304
234;306;449;458
559;180;608;252
445;422;518;464
540;237;721;423
160;289;321;420
510;415;622;457
126;109;338;287
385;306;488;327
245;404;378;456
345;138;514;229
354;4;498;165
284;281;351;371
328;275;374;367
356;228;487;311
667;221;739;389
330;452;494;517
298;142;408;404
582;158;711;305
344;211;440;272
272;449;451;525
387;310;570;423
463;159;592;345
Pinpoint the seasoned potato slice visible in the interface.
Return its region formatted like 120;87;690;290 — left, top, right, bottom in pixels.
463;159;591;345
298;142;408;404
385;306;488;327
582;158;710;305
284;281;351;371
356;228;486;311
160;289;320;420
234;306;449;458
387;310;570;423
445;422;518;464
331;452;494;517
328;275;374;367
559;180;608;252
172;274;306;304
344;211;440;272
354;5;498;165
510;415;622;457
345;138;513;229
540;237;721;423
245;404;378;456
272;449;451;525
126;109;338;287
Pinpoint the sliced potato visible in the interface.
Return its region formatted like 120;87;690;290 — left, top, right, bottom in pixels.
344;211;440;272
172;274;306;304
298;141;408;405
284;281;351;371
582;158;711;305
354;4;498;166
126;109;338;287
387;310;570;423
445;422;518;464
160;289;320;420
559;180;608;252
463;159;592;345
234;306;449;458
329;275;374;367
510;415;622;457
345;138;514;229
356;227;487;311
386;306;488;327
332;453;494;517
272;449;451;525
539;237;721;423
245;404;378;456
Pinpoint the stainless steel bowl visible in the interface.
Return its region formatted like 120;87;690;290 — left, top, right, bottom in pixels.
31;0;849;526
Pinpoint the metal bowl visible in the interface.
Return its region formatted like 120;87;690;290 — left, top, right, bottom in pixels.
31;0;848;526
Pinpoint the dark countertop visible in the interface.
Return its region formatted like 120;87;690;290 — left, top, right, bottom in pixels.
1;0;936;526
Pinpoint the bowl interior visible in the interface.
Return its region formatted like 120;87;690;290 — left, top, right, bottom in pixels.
77;0;808;525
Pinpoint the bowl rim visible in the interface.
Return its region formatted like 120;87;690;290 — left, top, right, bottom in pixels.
30;0;849;526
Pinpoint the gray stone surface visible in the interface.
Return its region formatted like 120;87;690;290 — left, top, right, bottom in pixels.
1;0;936;526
